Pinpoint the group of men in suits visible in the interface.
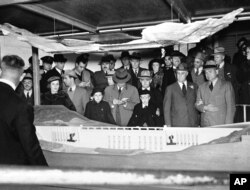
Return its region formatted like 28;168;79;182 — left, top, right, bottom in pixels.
163;46;236;127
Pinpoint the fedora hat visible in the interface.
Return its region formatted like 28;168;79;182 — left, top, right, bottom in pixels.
23;73;33;81
138;70;152;79
120;51;130;59
203;60;218;70
113;68;131;83
130;52;141;60
176;63;188;71
212;47;225;55
53;54;67;62
139;89;151;96
194;52;206;62
107;54;116;62
171;51;185;58
63;70;78;78
41;56;54;64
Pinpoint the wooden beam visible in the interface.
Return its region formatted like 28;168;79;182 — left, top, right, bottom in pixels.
32;46;40;105
165;0;191;23
0;0;42;6
18;4;97;33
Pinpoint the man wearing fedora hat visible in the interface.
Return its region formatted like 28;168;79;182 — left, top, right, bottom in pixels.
93;55;110;90
213;46;240;103
164;63;199;127
138;70;164;126
104;68;140;126
17;73;34;106
44;54;67;92
63;70;89;115
129;52;146;89
196;60;235;127
191;52;206;86
40;56;53;93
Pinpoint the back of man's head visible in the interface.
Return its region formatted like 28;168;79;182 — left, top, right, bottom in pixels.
1;55;25;82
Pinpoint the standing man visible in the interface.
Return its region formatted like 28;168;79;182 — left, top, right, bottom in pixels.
119;51;131;70
63;70;89;116
73;54;93;91
18;73;34;106
104;68;140;126
93;56;110;90
107;54;116;71
196;60;236;127
191;52;206;86
40;56;53;93
213;46;239;102
0;55;47;165
129;52;146;89
164;63;199;127
45;54;67;90
138;70;164;126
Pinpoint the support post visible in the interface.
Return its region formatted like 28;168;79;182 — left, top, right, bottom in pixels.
32;46;40;105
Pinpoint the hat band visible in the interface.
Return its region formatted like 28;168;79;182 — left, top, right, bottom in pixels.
116;74;128;80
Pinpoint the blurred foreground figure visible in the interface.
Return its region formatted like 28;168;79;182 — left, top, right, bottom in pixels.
0;55;47;166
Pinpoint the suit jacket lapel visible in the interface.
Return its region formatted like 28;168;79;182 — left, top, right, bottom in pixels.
211;78;221;96
174;82;183;96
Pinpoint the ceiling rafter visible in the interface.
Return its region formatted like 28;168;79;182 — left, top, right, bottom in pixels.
18;4;97;33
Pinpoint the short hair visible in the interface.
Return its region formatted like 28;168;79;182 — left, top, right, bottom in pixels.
1;55;25;69
76;53;89;64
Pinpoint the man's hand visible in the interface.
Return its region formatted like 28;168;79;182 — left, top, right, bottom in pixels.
79;81;90;87
204;104;219;112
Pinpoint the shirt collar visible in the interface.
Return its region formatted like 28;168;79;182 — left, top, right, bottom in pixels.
56;67;62;75
142;87;150;91
211;78;218;86
0;79;16;90
178;80;187;87
194;67;203;74
24;89;32;94
219;61;225;69
68;85;76;92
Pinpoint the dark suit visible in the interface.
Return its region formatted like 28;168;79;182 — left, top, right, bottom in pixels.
0;82;47;165
163;81;199;127
18;91;34;106
129;67;146;89
218;62;240;103
161;67;192;96
128;103;158;127
85;100;116;125
93;70;108;90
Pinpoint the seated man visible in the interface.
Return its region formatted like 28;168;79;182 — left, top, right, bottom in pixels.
128;90;159;127
85;88;116;125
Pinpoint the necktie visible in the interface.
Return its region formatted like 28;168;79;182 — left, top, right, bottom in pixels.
26;92;30;99
116;87;122;126
135;69;138;77
209;83;213;91
182;83;187;95
69;88;72;92
195;69;199;76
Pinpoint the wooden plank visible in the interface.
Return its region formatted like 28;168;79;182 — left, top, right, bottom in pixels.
18;4;97;33
0;0;41;6
32;46;40;105
164;0;191;23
